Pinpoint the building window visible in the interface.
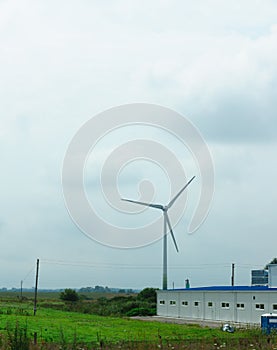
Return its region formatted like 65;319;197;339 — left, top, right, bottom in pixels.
255;304;264;310
208;302;213;307
159;300;165;305
237;303;245;309
182;301;188;306
221;302;230;308
194;301;199;306
170;300;176;305
273;304;277;310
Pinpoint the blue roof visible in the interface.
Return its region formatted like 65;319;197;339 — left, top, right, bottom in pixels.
166;286;277;292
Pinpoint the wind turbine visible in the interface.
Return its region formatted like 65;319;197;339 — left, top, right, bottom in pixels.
122;176;195;290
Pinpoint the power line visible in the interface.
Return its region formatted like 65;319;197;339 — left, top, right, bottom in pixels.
40;258;263;271
22;264;36;282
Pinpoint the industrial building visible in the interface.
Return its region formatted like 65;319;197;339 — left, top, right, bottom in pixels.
156;265;277;324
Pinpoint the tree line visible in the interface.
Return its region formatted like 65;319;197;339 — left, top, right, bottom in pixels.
58;287;157;317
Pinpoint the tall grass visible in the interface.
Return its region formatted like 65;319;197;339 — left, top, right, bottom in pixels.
0;336;276;349
1;323;277;350
0;298;277;349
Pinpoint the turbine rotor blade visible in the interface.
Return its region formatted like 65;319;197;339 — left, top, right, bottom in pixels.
165;212;179;253
121;198;163;210
167;176;195;209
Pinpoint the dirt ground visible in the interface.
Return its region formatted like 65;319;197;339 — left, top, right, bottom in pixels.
131;315;257;329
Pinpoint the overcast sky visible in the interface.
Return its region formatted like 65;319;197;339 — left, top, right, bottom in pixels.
1;0;277;290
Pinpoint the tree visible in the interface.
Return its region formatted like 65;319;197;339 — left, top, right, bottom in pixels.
137;287;157;303
94;285;105;292
79;287;93;292
60;288;79;302
265;258;277;270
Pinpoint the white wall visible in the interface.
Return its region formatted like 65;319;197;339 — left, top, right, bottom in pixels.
269;265;277;287
157;290;277;324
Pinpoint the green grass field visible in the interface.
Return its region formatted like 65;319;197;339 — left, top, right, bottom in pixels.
0;301;224;343
0;296;276;349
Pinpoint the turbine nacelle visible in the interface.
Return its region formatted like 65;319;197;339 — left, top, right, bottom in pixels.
121;175;195;252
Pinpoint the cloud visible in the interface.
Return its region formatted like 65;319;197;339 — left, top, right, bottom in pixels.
0;0;276;288
127;25;277;142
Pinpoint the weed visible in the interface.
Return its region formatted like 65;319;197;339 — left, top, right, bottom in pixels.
7;321;30;350
59;327;68;350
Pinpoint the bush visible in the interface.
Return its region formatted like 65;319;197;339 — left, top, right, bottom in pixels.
126;307;156;317
60;289;79;302
137;288;157;303
48;287;157;317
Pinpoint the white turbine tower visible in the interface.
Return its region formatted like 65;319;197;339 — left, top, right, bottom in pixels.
122;176;195;290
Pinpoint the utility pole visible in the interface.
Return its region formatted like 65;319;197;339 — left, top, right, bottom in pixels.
231;263;235;286
33;258;39;316
20;280;23;301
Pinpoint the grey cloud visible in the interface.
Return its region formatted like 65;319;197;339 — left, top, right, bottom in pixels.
195;92;277;142
0;0;277;288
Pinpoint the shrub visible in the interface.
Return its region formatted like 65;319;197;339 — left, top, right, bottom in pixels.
137;288;157;303
60;289;79;302
126;307;156;317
